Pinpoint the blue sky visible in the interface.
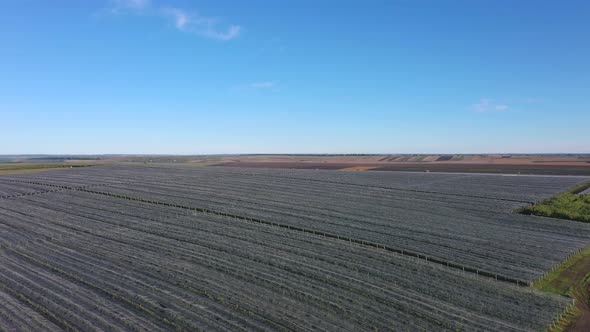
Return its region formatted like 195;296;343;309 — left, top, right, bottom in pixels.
1;0;589;154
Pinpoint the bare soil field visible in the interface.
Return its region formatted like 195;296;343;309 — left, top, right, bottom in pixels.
4;154;590;175
216;161;590;175
212;154;590;166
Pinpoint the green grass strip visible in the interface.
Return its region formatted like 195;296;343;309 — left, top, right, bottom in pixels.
520;181;590;223
533;248;590;332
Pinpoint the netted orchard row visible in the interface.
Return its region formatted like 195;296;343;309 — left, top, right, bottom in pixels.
0;287;62;331
4;166;590;282
65;169;590;282
206;166;589;203
0;191;569;331
6;165;588;202
0;179;60;198
1;165;189;188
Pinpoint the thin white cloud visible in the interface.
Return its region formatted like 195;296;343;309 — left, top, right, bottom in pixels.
250;82;276;89
231;81;278;92
163;8;189;29
111;0;150;11
503;97;543;104
107;1;241;41
472;99;509;112
161;7;241;41
205;25;241;41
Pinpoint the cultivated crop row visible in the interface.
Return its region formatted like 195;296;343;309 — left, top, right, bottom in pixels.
0;190;570;331
67;168;590;282
6;165;587;202
0;287;62;331
0;178;59;198
206;166;588;202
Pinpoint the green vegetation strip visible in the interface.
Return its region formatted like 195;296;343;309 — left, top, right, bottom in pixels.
520;182;590;331
533;248;590;332
520;181;590;223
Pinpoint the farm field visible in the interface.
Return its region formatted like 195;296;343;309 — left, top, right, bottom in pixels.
1;165;590;331
212;154;590;176
216;161;590;176
0;163;96;176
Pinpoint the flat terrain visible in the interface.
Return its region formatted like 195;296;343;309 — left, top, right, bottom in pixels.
0;163;96;175
522;192;590;223
534;248;590;331
212;154;590;175
1;165;590;331
4;154;590;175
218;161;590;176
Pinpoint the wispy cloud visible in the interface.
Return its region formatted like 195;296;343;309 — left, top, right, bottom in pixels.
163;8;189;29
161;8;241;41
231;81;279;92
122;0;149;9
472;98;509;112
503;97;544;104
110;0;150;12
249;82;276;89
106;1;241;41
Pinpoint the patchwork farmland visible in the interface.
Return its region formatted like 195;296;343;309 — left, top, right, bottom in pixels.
1;165;590;331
